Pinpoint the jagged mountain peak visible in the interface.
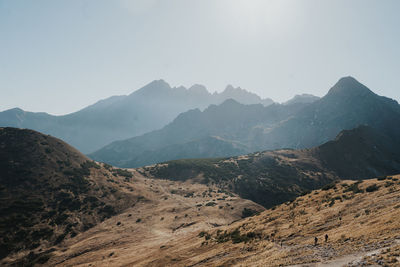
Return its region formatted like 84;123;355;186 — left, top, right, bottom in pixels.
327;76;374;98
284;94;320;105
222;84;248;94
188;84;209;95
131;79;172;96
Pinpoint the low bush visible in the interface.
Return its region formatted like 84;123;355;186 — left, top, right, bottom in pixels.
365;184;379;192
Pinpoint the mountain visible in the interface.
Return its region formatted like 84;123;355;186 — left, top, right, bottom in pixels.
283;93;320;105
260;76;400;150
0;127;263;266
0;80;274;153
144;125;400;208
2;128;400;266
216;85;274;106
89;99;307;167
312;125;400;179
0;127;140;263
91;76;400;168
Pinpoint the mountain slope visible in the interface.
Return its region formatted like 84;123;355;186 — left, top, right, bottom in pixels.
40;176;400;266
91;76;400;168
0;127;140;264
145;125;400;208
90;99;308;167
313;125;400;179
283;93;320;105
0;80;273;153
260;76;400;150
144;176;400;266
0;127;263;266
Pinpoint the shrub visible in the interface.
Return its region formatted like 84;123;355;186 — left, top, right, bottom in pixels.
241;208;258;218
344;182;364;194
198;231;208;238
385;181;394;187
322;182;336;191
112;168;133;178
366;184;379;192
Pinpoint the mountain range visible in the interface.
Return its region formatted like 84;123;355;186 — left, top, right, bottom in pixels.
1;126;400;266
91;76;400;168
0;80;275;153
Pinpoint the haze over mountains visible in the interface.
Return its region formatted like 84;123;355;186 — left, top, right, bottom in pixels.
0;80;274;153
2;76;400;265
91;77;400;168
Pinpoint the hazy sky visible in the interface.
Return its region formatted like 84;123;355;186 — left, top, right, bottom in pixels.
1;0;399;115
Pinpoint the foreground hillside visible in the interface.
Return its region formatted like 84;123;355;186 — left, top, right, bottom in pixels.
36;175;400;266
91;76;400;168
0;128;263;266
179;176;400;266
56;175;398;267
0;127;137;264
42;173;263;266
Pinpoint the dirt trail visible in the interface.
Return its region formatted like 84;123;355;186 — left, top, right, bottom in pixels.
287;239;400;267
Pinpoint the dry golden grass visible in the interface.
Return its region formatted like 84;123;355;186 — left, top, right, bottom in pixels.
184;175;400;267
36;174;400;267
4;163;399;266
40;170;263;267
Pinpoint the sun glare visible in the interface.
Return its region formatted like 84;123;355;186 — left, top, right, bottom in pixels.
223;0;295;36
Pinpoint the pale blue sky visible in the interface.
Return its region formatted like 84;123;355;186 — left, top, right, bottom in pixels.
1;0;399;114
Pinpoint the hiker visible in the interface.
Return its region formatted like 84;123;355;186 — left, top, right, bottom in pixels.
314;237;318;246
325;234;328;242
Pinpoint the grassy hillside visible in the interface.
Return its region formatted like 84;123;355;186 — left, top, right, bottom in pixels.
184;175;400;266
142;150;337;208
0;128;141;265
35;175;400;266
0;127;263;266
144;125;400;208
41;173;264;266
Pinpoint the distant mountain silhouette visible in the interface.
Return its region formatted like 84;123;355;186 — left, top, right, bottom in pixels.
260;76;400;150
90;99;309;167
283;93;320;105
90;77;400;168
0;80;273;153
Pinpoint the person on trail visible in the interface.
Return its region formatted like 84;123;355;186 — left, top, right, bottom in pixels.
325;234;328;242
314;237;318;246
